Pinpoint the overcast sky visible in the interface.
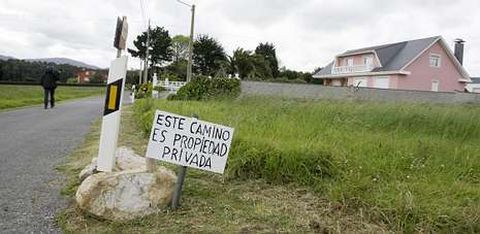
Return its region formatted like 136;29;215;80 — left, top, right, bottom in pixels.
1;0;480;75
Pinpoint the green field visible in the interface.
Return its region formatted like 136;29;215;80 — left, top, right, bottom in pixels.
0;85;105;110
59;97;480;233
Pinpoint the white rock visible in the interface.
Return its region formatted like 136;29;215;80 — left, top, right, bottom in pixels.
78;147;147;182
115;146;147;171
79;162;96;182
76;168;176;221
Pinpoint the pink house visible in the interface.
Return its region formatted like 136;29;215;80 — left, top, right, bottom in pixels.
313;36;471;92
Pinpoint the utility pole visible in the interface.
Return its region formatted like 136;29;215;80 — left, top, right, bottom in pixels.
186;4;195;82
142;19;151;84
138;60;143;84
177;0;195;83
144;20;157;172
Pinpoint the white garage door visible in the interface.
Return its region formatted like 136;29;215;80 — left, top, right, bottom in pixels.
374;77;389;89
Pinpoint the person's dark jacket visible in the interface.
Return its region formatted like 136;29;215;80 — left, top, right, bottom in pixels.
40;69;59;89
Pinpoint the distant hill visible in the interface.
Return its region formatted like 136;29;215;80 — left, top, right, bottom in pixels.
0;54;99;69
26;57;100;70
1;55;102;83
0;54;16;60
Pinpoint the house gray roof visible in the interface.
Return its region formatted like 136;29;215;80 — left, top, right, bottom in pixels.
314;36;440;77
314;61;334;76
470;77;480;84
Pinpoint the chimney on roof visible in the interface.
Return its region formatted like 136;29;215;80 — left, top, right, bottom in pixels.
454;38;465;65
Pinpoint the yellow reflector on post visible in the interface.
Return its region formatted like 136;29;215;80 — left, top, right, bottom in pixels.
108;85;118;110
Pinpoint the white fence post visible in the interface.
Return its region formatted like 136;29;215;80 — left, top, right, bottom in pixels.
152;73;159;98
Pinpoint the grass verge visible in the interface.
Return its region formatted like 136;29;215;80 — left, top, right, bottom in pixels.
131;97;480;232
0;85;105;110
57;105;387;233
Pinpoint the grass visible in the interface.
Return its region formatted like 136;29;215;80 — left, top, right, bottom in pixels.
57;105;387;233
132;97;480;232
58;96;480;233
0;85;105;110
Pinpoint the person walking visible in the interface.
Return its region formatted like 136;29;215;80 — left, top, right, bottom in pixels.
40;66;59;109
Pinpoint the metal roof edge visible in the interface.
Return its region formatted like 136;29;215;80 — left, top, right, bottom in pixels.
313;70;410;79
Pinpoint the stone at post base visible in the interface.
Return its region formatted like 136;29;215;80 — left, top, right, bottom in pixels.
76;168;176;221
76;147;176;221
78;147;148;182
79;157;98;182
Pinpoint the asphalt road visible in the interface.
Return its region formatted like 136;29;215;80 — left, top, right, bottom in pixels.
0;96;105;233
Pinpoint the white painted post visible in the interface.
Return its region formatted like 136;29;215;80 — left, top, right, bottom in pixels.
131;84;136;104
152;73;159;98
97;56;128;172
152;73;158;86
97;16;128;172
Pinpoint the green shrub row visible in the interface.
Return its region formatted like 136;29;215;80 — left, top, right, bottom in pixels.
168;76;240;101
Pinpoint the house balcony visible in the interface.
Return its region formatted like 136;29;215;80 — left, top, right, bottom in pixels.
332;64;374;74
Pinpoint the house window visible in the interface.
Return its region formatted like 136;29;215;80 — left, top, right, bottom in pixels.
344;58;353;67
363;56;372;66
429;54;441;68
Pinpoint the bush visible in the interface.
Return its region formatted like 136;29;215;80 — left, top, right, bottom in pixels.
132;98;155;136
153;86;166;92
66;77;78;84
170;76;240;100
267;77;307;84
135;83;153;99
162;72;184;81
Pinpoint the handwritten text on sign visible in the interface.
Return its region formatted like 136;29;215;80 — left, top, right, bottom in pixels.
146;110;234;174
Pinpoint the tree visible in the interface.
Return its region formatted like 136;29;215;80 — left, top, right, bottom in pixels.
165;59;188;81
126;70;141;85
312;67;323;75
128;26;173;70
193;35;227;76
250;54;272;80
229;48;273;80
90;71;105;84
278;68;313;83
255;42;279;78
171;35;190;62
0;59;78;83
231;48;253;79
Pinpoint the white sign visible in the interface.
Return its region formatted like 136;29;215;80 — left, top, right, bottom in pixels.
146;110;234;174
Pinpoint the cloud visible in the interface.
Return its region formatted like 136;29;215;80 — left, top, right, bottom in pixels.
210;0;310;28
0;0;479;75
